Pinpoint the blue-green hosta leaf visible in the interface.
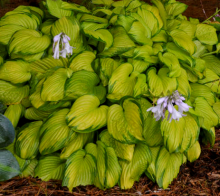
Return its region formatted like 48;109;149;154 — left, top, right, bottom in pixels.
41;68;73;102
8;29;51;56
94;141;121;189
169;29;196;55
194;97;218;131
190;83;216;106
133;74;149;98
0;60;31;84
46;0;72;18
69;51;96;72
201;127;215;147
176;68;191;98
15;121;43;159
99;27;135;57
119;143;152;189
0;80;29;105
35;154;65;181
0;149;20;181
196;24;218;45
137;98;163;147
161;112;200;153
4;104;24;128
0;25;26;45
20;159;38;178
155;146;186;189
67;95;108;133
107;63;139;102
0;114;15;148
202;55;220;76
51;16;84;54
60;132;94;159
107;98;144;144
99;130;135;162
165;1;187;18
158;52;181;78
83;29;113;51
147;67;177;97
39;109;71;155
63;149;96;191
186;141;201;162
166;42;195;67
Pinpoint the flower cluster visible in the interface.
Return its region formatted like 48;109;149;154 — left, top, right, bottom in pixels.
53;33;74;59
147;90;191;122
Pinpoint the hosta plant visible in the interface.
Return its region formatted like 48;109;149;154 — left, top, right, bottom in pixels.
0;0;220;191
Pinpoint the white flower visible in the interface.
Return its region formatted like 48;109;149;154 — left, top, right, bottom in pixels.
147;90;191;122
52;33;74;59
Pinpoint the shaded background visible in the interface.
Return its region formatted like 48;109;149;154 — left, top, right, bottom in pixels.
0;0;220;20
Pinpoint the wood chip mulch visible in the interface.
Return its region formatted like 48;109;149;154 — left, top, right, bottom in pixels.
0;129;219;196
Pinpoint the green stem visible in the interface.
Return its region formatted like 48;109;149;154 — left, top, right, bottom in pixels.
202;8;220;23
201;51;217;57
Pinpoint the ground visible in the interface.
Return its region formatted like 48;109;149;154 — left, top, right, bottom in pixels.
0;0;220;195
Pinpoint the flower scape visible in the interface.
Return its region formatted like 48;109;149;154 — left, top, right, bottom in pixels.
0;0;220;191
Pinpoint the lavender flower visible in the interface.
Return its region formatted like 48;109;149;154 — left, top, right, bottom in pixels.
147;90;191;122
53;33;74;59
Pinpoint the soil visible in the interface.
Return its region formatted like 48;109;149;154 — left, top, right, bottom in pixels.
0;0;220;195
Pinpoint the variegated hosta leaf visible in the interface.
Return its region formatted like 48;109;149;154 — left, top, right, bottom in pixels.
41;68;73;102
128;59;150;73
196;24;218;45
155;146;186;189
10;52;45;62
114;15;135;32
107;98;144;144
161;111;200;153
99;130;135;162
39;109;71;155
85;143;98;158
67;95;108;133
99;26;135;57
169;29;196;55
4;104;25;128
176;68;191;98
45;0;72;18
152;30;168;42
24;107;52;121
186;141;201;162
133;74;149;98
8;29;51;56
194;97;218;131
178;20;197;39
20;159;38;178
62;149;96;191
0;60;31;84
80;14;108;24
202;55;220;76
65;70;106;103
107;63;139;102
165;1;187;17
15;121;43;159
0;80;29;105
60;132;94;159
40;19;55;35
99;58;121;86
158;52;181;78
94;141;121;189
61;1;90;14
51;16;84;54
83;29;113;51
213;102;220;124
147;67;177;97
69;51;96;72
137;98;163;147
92;0;113;7
35;153;66;181
119;143;152;189
190;83;216;106
201;127;215;147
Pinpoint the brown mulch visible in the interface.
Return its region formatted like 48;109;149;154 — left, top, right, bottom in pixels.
0;129;219;196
